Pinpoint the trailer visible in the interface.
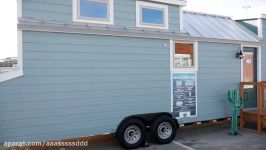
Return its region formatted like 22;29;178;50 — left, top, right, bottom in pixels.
0;0;265;149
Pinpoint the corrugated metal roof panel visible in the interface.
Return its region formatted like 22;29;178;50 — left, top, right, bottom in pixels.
183;11;260;42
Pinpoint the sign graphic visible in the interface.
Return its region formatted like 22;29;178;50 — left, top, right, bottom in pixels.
172;73;197;118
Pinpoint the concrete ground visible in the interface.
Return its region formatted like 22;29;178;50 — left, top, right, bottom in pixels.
85;122;266;150
2;122;265;150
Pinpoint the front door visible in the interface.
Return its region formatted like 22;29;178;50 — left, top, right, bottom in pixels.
242;47;257;109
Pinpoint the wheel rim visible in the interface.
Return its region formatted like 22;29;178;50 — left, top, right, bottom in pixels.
124;125;142;144
157;122;172;139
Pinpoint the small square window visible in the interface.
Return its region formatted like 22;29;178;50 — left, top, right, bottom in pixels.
136;1;168;29
142;8;164;25
174;43;194;68
80;0;108;19
73;0;114;24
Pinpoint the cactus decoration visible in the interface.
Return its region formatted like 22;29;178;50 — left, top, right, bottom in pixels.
227;89;243;135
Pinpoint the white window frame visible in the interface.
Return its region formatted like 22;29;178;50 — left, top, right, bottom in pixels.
170;41;198;72
136;1;168;30
0;0;23;82
73;0;114;25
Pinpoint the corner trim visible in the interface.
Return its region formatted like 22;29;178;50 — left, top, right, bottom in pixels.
17;0;22;18
258;19;263;38
179;7;183;31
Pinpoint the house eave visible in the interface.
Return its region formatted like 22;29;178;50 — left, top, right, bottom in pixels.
147;0;187;6
18;18;262;46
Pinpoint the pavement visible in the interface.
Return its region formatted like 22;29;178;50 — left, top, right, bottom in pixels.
85;122;266;150
2;122;266;150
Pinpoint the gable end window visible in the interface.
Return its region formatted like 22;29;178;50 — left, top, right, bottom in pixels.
136;1;168;29
73;0;114;24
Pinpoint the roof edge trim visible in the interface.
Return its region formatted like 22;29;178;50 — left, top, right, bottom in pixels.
147;0;187;6
18;19;262;46
183;10;231;19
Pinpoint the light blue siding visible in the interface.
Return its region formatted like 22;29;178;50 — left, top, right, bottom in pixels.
22;0;73;21
169;5;180;31
22;0;180;31
0;31;171;142
179;42;241;123
262;19;266;80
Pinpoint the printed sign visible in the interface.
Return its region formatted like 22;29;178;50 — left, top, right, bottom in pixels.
172;73;197;118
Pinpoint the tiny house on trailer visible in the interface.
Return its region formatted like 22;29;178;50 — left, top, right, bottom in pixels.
0;0;265;149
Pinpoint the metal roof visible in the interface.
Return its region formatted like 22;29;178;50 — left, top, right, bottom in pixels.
183;11;260;42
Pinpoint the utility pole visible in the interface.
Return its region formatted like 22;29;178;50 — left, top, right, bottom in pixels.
242;5;251;16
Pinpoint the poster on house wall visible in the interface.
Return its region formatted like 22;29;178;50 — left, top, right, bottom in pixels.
172;73;197;118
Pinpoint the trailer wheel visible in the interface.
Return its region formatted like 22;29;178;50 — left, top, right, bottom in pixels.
150;115;177;144
117;118;146;149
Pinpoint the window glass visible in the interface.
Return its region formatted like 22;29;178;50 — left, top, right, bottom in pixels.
142;8;164;25
80;0;108;20
174;43;194;68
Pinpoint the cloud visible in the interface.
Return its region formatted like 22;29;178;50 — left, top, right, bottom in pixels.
185;0;266;19
0;1;17;59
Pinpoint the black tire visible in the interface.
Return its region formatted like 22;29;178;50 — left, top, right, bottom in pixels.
116;118;146;149
150;115;177;144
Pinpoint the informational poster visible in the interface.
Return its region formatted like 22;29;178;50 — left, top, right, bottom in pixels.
172;73;197;118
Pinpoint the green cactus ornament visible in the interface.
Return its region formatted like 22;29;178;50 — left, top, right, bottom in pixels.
227;89;243;135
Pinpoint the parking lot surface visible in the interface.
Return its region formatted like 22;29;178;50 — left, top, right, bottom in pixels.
85;122;266;150
2;122;265;150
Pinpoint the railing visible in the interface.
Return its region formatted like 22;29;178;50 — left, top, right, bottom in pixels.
0;57;18;73
240;81;265;112
239;81;266;133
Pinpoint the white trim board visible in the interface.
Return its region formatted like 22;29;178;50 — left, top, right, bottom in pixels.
17;0;22;18
147;0;187;6
170;40;174;113
179;7;184;31
258;19;263;38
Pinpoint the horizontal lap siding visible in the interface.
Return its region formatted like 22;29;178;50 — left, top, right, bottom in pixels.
115;0;135;27
22;0;180;30
169;5;180;31
179;42;241;123
0;31;170;142
22;0;72;21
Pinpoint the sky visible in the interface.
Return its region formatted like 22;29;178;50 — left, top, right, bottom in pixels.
185;0;266;19
0;0;266;59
